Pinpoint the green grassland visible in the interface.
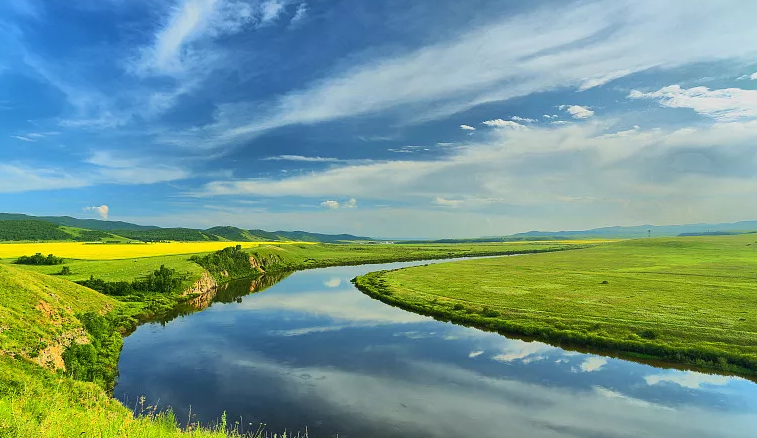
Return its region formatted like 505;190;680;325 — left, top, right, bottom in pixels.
0;241;584;437
248;241;578;270
0;264;260;437
354;234;757;376
1;254;205;284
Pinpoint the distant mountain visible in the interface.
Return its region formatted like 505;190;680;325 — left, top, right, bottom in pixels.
0;213;156;231
273;230;374;243
394;220;757;244
0;213;375;243
512;221;757;239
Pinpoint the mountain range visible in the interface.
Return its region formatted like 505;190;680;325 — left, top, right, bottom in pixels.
0;213;373;243
1;213;755;243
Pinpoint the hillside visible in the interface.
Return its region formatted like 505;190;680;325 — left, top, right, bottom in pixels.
0;264;119;368
0;213;375;243
274;230;373;243
0;264;251;437
0;213;156;231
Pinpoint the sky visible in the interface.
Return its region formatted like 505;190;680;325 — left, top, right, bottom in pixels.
1;0;756;238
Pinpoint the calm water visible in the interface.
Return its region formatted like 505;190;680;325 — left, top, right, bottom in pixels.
116;259;757;438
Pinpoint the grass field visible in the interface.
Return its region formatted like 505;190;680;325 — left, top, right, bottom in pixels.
0;240;592;437
0;241;309;260
355;234;757;376
0;254;206;283
0;264;263;437
247;241;583;271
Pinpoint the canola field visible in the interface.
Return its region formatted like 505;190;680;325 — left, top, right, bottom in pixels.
0;241;310;260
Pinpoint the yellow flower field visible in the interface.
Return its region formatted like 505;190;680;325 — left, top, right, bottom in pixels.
0;241;308;260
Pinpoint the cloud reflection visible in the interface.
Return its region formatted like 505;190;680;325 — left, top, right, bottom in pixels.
645;371;741;389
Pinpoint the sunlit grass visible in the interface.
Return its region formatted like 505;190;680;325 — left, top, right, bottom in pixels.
355;234;757;375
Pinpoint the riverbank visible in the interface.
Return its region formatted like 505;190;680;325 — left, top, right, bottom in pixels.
0;241;584;437
354;235;757;378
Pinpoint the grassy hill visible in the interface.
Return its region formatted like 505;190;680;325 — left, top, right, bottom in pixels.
0;214;375;243
0;220;73;242
0;264;251;437
0;220;128;243
355;234;757;376
0;213;156;231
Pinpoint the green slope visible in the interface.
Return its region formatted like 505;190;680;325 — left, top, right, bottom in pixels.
0;263;257;437
0;213;156;231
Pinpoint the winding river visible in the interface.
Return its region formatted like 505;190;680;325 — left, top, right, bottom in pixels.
116;259;757;438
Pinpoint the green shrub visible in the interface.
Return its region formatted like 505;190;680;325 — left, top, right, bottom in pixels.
14;253;64;265
62;312;123;390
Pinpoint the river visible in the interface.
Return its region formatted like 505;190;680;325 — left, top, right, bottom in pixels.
115;259;757;437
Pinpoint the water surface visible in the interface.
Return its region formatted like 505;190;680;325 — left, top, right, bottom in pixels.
116;259;757;437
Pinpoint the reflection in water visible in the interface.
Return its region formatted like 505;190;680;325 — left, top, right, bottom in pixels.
153;271;293;325
116;261;757;438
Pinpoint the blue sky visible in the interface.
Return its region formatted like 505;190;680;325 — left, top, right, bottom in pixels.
1;0;756;238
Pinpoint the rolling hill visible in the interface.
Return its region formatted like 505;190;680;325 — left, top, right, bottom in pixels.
0;214;374;243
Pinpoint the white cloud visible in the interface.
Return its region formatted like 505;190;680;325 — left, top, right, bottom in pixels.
511;116;537;123
83;205;109;220
751;72;757;80
543;114;558;119
196;117;757;235
290;2;307;25
460;124;476;131
323;276;341;288
0;164;89;193
132;0;252;76
492;340;554;363
562;105;594;119
644;371;740;389
468;350;484;358
628;85;757;121
86;151;190;185
321;200;340;210
261;0;285;22
578;356;607;372
10;135;35;142
433;197;464;208
131;0;292;77
482;119;528;130
321;198;357;210
263;155;343;162
192;0;757;146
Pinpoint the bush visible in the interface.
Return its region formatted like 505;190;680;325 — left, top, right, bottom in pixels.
481;306;499;317
63;312;123;389
15;253;64;265
640;329;659;340
77;265;185;296
59;266;71;275
190;245;258;280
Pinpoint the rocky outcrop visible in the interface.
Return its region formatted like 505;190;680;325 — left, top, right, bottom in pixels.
250;253;285;272
33;327;89;371
182;271;218;297
249;256;265;273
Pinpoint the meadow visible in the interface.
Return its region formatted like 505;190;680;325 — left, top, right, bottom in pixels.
0;264;269;437
0;240;587;437
244;241;582;271
354;234;757;376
